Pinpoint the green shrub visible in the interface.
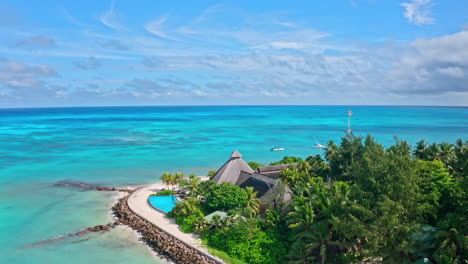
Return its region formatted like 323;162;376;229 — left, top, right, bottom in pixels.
150;190;174;196
206;246;246;264
205;182;247;211
270;156;303;165
203;219;287;264
171;198;206;233
178;214;202;233
247;161;263;170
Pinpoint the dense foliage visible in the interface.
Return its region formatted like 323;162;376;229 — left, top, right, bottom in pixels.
248;161;264;170
167;135;467;264
270;156;304;165
151;190;174;196
205;182;248;211
204;218;288;264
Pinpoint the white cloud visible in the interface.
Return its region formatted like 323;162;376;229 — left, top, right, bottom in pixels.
401;0;435;25
61;7;86;28
145;16;169;39
249;41;306;50
4;2;468;106
133;30;468;102
99;0;124;30
192;4;226;24
275;20;298;28
389;30;468;94
436;66;465;78
270;42;304;49
0;58;56;88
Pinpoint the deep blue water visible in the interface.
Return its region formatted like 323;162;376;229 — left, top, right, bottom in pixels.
0;105;467;263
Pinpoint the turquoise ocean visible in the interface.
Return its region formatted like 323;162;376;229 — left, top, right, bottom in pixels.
1;106;467;263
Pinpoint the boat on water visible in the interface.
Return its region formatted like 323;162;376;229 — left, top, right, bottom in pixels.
271;147;285;151
313;137;325;148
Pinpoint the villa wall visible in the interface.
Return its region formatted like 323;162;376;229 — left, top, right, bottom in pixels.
113;195;223;264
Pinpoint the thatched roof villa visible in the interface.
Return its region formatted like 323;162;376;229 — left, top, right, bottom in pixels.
212;151;293;206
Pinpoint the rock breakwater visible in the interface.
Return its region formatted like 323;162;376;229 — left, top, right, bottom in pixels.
26;223;116;247
112;195;223;264
53;180;132;192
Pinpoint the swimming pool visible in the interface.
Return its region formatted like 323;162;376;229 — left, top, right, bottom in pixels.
148;195;178;213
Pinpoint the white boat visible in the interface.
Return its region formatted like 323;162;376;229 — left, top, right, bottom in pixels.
271;147;284;151
313;137;325;148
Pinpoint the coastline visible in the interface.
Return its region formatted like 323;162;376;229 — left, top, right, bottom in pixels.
112;181;224;264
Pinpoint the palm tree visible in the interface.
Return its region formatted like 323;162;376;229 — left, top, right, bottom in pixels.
181;174;201;197
303;220;345;264
161;173;177;191
265;208;282;227
297;160;312;174
170;174;178;191
414;140;429;160
280;167;296;184
434;228;466;264
427;143;441;161
280;167;307;186
172;198;200;217
160;172;172;190
287;239;316;264
452;139;467;176
453;139;466;156
437;142;456;165
243;187;260;217
324;141;338;162
309;182;332;220
288;198;315;240
173;172;185;190
193;217;207;233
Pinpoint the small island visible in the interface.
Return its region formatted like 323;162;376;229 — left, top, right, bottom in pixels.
114;134;467;264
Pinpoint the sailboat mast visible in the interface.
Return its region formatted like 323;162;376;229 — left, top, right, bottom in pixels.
347;108;353;134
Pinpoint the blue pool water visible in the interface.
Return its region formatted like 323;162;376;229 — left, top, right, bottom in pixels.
148;195;178;213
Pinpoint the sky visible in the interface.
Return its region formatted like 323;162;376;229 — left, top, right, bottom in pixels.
0;0;467;107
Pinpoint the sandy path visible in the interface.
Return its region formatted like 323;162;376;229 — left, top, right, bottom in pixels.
127;182;219;259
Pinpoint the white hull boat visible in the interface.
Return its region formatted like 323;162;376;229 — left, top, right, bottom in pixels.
271;147;285;151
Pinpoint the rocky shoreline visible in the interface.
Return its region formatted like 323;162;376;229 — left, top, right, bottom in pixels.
112;193;223;264
52;180;222;264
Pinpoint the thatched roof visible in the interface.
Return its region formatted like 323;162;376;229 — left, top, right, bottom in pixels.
236;171;277;187
211;150;254;185
259;182;294;207
239;174;276;198
256;163;297;178
235;171;253;186
211;151;294;207
230;150;242;158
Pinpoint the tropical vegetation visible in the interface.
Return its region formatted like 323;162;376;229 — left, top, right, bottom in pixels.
150;190;174;196
164;135;467;264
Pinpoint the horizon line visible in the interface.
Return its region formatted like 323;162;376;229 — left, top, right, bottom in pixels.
1;104;467;110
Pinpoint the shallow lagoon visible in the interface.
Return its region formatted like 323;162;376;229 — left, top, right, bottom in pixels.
0;106;467;263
